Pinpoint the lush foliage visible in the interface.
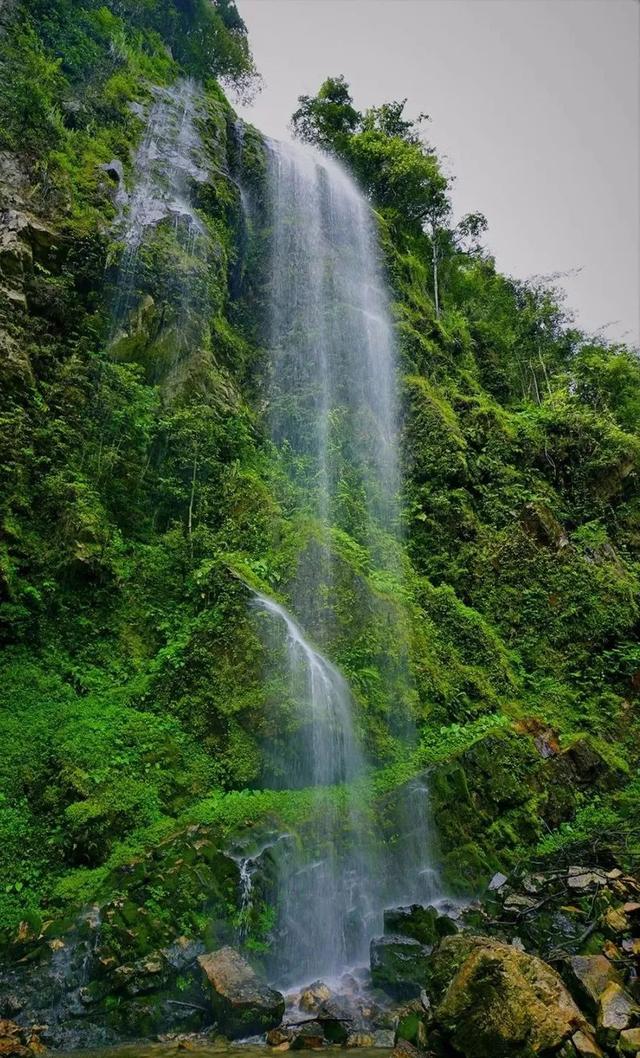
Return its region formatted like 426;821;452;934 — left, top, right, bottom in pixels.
0;17;638;954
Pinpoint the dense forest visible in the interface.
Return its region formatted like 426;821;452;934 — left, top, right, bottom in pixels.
0;1;639;1055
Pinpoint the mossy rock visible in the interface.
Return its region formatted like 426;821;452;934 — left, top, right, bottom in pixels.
370;934;434;998
383;904;457;946
432;935;585;1058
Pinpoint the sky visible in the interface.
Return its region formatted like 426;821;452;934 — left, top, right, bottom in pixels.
235;0;640;347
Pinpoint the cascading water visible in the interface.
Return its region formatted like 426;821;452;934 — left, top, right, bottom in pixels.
110;77;208;340
252;591;379;984
253;139;444;986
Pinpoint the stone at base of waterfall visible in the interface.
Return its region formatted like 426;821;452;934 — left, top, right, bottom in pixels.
289;1021;325;1050
383;904;457;947
299;981;332;1013
370;935;434;998
394;1000;428;1049
430;935;586;1058
197;947;284;1038
345;1033;375;1048
266;1027;292;1050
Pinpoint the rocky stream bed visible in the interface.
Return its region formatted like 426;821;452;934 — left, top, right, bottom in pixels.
2;858;640;1058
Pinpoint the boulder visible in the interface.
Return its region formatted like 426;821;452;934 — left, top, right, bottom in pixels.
563;954;622;1013
383;904;456;946
596;982;636;1047
394;1002;428;1049
433;936;584;1057
266;1028;292;1047
290;1021;324;1050
315;996;352;1044
372;1029;396;1047
197;947;284;1038
299;980;332;1013
370;934;434;998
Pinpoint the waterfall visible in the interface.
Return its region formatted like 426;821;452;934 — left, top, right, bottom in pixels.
252;590;379;985
266;140;401;542
252;139;442;987
110;77;209;340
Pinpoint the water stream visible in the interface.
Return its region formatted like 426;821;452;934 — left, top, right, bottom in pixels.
254;137;443;987
110;77;209;339
252;590;379;985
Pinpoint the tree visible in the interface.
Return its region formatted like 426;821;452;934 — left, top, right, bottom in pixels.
291;75;360;152
455;212;488;256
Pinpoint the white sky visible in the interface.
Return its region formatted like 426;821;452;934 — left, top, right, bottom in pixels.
236;0;640;347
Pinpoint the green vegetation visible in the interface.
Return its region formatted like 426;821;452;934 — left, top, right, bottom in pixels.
0;2;638;970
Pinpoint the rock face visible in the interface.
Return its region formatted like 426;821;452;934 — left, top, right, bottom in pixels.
197;947;284;1038
432;936;584;1058
370;934;434;998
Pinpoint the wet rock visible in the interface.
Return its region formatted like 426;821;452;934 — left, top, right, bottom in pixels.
99;159;124;183
488;872;508;891
197;947;284;1038
383;904;456;946
563;954;622;1013
299;981;332;1013
112;950;171;997
394;1002;428;1049
0;1020;43;1058
290;1021;324;1049
372;1029;396;1047
370;934;434;998
267;1027;292;1047
619;1027;640;1053
596;982;636;1046
390;1039;421;1058
571;1029;604;1058
345;1032;374;1048
522;873;546;895
316;997;352;1044
433;935;584;1057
